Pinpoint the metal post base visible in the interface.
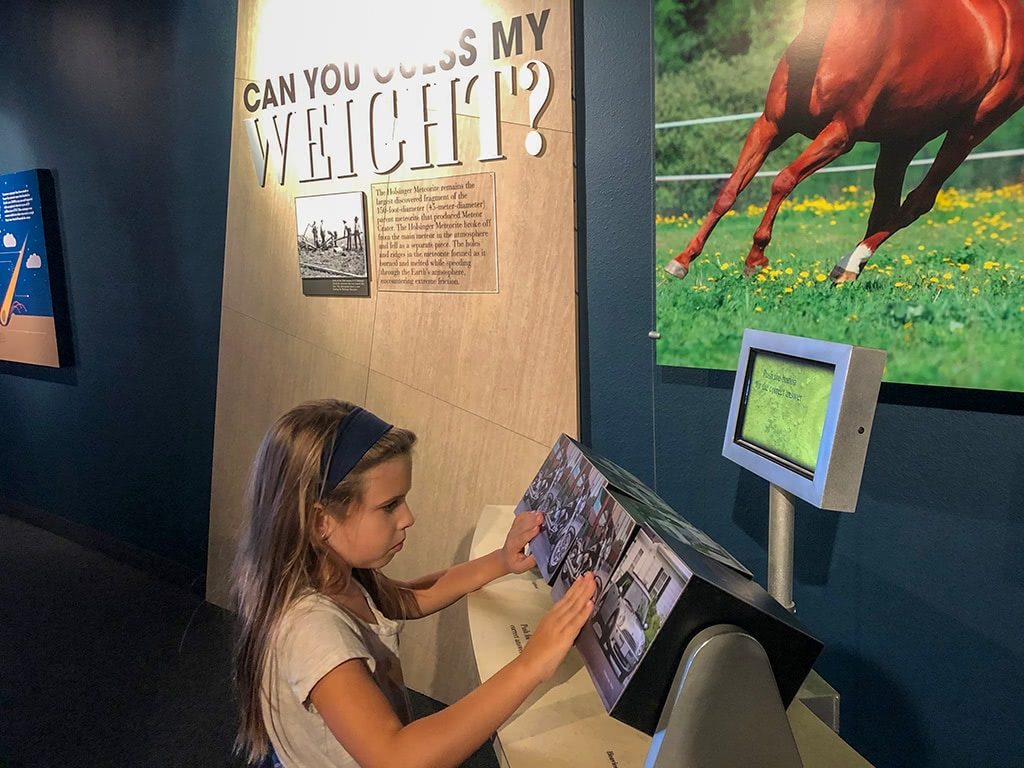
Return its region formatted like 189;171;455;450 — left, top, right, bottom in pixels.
645;624;803;768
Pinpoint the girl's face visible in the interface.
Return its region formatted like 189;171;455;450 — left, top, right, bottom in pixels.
321;454;415;570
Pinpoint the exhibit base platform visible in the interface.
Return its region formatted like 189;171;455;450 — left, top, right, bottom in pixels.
466;505;872;768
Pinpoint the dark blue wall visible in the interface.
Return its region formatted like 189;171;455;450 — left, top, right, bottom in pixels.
580;2;1023;766
0;0;236;575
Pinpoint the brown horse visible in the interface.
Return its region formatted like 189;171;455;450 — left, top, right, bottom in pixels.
664;0;1024;283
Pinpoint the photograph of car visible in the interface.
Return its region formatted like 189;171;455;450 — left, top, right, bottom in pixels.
541;468;604;577
518;436;572;512
548;508;588;574
575;527;693;710
594;572;652;680
552;488;636;601
514;434;598;581
516;435;579;516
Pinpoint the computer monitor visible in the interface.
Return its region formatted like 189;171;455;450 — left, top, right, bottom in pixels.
722;329;886;512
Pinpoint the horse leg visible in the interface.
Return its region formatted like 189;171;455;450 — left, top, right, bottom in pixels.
744;118;853;275
840;101;1021;278
829;140;924;282
664;115;784;279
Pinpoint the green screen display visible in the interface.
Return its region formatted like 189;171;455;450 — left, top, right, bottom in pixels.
738;351;835;474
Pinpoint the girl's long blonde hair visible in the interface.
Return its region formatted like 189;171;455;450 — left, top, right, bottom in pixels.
231;399;417;764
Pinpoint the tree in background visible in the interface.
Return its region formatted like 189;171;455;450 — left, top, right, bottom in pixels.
655;0;803;213
654;0;780;74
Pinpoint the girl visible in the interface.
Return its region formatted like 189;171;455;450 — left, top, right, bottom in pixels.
232;399;597;768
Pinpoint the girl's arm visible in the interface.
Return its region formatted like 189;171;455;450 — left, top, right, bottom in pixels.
311;572;596;768
394;511;543;618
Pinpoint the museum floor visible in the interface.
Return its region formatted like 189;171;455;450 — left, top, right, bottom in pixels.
0;514;498;768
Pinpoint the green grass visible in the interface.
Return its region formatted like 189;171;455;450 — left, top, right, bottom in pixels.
655;184;1024;391
644;605;662;647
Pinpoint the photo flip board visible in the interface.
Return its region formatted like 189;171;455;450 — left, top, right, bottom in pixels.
514;435;824;734
515;435;751;581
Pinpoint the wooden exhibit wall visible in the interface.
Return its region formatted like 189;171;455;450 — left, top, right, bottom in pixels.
208;0;577;702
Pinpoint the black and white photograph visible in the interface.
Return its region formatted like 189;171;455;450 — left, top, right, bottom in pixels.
539;464;605;581
294;191;370;297
514;434;606;582
551;487;636;602
576;528;692;711
516;434;579;516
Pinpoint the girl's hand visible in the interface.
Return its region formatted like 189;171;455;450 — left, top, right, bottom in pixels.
501;511;543;574
518;572;597;683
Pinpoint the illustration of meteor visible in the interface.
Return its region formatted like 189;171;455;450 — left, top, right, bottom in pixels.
0;235;29;327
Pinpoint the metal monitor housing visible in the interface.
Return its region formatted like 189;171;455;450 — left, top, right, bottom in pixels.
722;329;886;513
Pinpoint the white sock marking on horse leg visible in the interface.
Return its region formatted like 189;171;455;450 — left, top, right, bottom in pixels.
836;243;873;274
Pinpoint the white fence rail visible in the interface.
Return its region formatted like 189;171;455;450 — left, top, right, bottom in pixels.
655;112;763;129
656;111;1024;182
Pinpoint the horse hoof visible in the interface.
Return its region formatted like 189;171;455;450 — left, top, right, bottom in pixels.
664;260;689;280
829;266;858;283
743;262;767;277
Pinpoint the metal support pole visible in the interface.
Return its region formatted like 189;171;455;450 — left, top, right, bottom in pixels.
768;484;796;612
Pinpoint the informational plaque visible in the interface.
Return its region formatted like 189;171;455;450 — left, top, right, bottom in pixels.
0;169;70;367
373;172;498;293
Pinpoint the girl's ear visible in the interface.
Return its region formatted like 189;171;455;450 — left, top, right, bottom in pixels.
314;503;333;541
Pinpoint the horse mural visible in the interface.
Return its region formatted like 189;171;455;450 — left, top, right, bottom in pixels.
663;0;1024;283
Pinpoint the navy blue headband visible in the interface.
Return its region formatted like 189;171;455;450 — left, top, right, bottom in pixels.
320;407;393;497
